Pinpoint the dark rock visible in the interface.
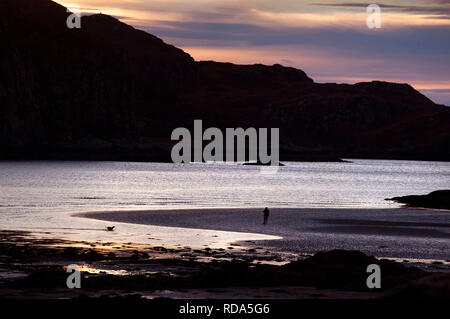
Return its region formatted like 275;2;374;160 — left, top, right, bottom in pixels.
386;190;450;210
107;252;116;259
283;250;425;291
388;273;450;299
83;249;103;261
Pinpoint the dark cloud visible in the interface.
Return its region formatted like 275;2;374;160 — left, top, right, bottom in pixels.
421;89;450;93
312;2;450;19
420;89;450;106
430;0;450;4
143;20;450;56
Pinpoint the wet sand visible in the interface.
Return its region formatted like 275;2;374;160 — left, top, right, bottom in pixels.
77;208;450;262
1;207;448;299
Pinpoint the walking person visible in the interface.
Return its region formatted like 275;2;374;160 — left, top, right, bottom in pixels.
263;207;270;224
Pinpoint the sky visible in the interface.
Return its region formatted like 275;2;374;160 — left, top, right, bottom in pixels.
57;0;450;105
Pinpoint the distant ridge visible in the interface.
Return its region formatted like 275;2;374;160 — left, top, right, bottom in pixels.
0;0;449;161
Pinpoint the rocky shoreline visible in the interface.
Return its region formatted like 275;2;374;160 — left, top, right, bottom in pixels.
387;190;450;210
1;230;448;299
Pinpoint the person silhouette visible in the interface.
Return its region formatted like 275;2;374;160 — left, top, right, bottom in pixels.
263;207;270;224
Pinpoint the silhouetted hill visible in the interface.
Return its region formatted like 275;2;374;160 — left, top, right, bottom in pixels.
1;0;449;161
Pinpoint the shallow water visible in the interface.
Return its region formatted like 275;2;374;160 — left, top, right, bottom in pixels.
0;159;449;249
1;159;449;213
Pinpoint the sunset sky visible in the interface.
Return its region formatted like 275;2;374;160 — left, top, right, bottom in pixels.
57;0;450;105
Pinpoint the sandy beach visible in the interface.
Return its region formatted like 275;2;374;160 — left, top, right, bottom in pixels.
76;207;450;263
1;207;448;300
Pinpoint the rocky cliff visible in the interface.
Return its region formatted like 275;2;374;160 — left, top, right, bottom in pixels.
1;0;449;161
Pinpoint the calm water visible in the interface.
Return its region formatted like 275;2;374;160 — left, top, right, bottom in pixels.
0;158;448;258
0;159;449;230
1;159;449;211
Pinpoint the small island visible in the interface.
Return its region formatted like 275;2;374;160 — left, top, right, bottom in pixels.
242;161;286;166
